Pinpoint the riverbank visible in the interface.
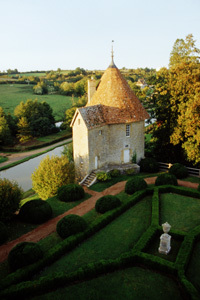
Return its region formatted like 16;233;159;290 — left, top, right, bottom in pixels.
0;137;72;171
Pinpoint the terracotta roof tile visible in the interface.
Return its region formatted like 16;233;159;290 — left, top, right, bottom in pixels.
86;64;149;124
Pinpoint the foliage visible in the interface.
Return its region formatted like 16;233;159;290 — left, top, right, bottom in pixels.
0;178;23;222
0;107;13;145
198;184;200;192
31;155;75;200
125;176;147;195
63;106;77;130
139;157;159;173
169;163;188;179
14;99;56;138
155;173;178;186
19;199;52;224
125;168;136;176
149;34;200;164
96;171;111;182
17;116;32;143
8;242;43;271
33;81;48;95
62;143;73;162
95;195;121;214
108;169;120;177
57;184;85;202
131;152;137;163
56;214;87;239
0;222;8;245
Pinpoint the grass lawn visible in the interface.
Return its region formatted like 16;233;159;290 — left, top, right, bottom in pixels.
160;193;200;232
31;267;182;300
0;84;78;121
37;195;152;277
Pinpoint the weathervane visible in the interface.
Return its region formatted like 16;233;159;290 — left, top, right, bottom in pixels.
111;40;114;61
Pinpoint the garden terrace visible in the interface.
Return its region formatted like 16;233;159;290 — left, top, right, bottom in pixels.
0;184;200;299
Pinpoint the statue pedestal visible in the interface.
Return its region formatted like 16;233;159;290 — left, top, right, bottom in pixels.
158;233;171;255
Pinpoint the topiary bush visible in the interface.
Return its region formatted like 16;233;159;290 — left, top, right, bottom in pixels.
57;184;85;202
155;173;178;186
125;176;147;195
169;163;188;179
8;242;43;271
0;178;23;222
0;222;8;245
96;171;111;182
95;195;121;214
56;214;87;239
109;169;120;177
139;157;159;173
19;199;52;224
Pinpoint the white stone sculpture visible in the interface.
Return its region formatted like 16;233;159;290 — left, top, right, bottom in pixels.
158;222;171;255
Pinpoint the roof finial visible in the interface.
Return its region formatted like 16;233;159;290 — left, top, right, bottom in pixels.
109;40;117;68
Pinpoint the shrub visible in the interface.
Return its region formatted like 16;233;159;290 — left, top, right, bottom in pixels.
0;222;8;245
56;214;87;239
155;173;178;186
169;163;188;179
125;177;147;195
198;184;200;192
95;195;121;214
109;169;120;177
125;168;136;176
139;157;159;173
57;184;85;202
96;171;111;182
31;155;75;200
8;242;43;271
0;178;23;222
19;199;52;224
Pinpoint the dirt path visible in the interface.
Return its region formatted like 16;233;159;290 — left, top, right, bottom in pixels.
0;178;199;263
0;138;72;168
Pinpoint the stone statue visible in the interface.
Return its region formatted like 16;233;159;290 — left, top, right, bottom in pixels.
158;222;171;255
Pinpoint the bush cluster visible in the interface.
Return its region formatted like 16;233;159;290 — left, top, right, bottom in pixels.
125;176;147;195
19;199;52;224
139;157;159;173
8;242;43;271
125;168;136;176
198;184;200;192
57;184;85;202
155;173;178;186
96;171;111;182
95;195;121;214
108;169;120;177
56;214;87;239
0;222;8;245
169;163;188;179
0;178;23;222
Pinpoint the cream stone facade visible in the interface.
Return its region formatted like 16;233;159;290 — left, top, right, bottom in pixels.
71;54;149;180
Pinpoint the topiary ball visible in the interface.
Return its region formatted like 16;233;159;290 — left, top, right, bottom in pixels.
57;184;85;202
139;157;159;173
0;222;8;245
19;199;52;224
155;173;178;186
8;242;43;271
169;163;188;179
56;214;87;239
95;195;121;214
125;177;147;195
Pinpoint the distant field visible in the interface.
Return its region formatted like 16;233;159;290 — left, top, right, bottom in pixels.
0;84;78;121
19;72;46;77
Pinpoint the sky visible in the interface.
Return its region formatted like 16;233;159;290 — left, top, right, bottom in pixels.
0;0;200;72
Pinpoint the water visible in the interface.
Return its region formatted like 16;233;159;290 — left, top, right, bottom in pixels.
0;145;65;192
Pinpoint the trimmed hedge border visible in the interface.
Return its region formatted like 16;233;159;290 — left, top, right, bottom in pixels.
1;185;200;299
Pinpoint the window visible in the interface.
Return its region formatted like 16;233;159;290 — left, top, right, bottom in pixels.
99;130;102;135
126;124;130;137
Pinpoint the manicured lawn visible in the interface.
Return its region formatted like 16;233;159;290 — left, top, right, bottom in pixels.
0;84;78;121
160;193;200;232
37;195;152;277
31;266;182;300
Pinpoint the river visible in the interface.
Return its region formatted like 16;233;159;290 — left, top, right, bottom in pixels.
0;145;66;192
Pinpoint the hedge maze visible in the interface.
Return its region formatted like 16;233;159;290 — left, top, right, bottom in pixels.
0;185;200;299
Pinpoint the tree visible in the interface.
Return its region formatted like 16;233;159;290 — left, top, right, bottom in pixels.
31;155;75;200
14;99;56;138
0;107;12;145
33;81;48;95
62;107;77;130
17;117;32;143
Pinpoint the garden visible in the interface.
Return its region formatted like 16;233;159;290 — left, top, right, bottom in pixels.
0;164;200;299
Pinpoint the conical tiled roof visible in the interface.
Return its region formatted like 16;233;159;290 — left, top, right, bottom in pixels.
86;61;149;124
